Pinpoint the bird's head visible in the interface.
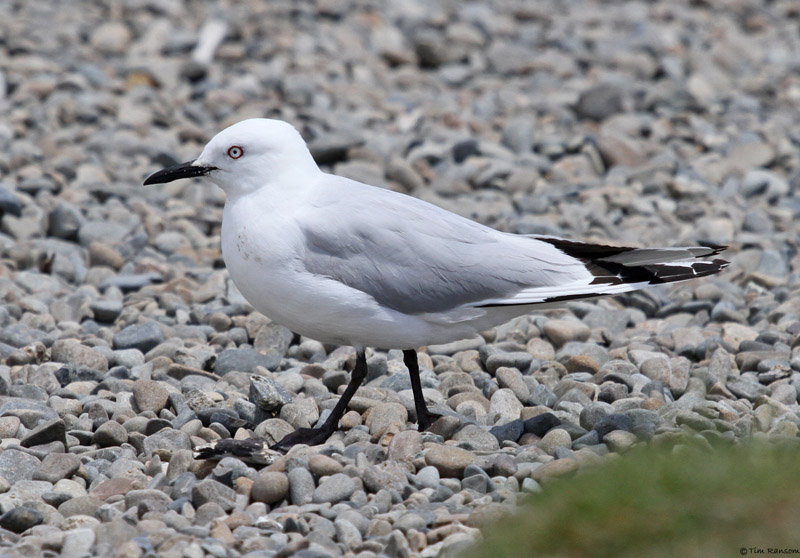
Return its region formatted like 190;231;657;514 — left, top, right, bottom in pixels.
144;118;319;197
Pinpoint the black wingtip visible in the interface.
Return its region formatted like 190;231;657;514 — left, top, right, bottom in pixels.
700;243;728;257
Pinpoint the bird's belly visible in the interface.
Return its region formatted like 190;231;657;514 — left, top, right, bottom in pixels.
221;226;430;348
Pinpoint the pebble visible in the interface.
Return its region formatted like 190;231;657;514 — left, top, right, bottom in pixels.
142;429;191;456
250;471;289;505
92;420;128;447
0;507;44;533
425;446;479;478
112;322;165;353
531;458;579;481
50;339;108;372
312;473;356;504
215;347;281;374
90;22;132;54
488;389;523;424
192;479;237;512
366;402;409;438
495;367;530;402
33;453;80;484
523;413;562;437
415;466;441;489
62;528;96;558
249;375;292;412
21;418;66;447
485;352;533;374
308;454;344;477
132;379;170;413
540;428;573;455
543;320;591;347
593;414;634;439
453;424;501;451
575;83;626;121
604;430;638;452
124;490;171;514
489;419;524;444
288;467;315;506
387;429;424;463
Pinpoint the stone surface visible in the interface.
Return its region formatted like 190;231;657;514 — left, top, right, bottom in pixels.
425;446;479;478
250;471;290;505
93;420;128;447
312;473;356;504
0;507;44;533
216;348;281;374
543;320;591;347
21;419;66;447
112;322;165;353
192;479;237;512
288;466;315;506
51;339;108;372
132;379;170;413
142;429;192;456
366;402;408;437
249;375;292;412
33;453;81;483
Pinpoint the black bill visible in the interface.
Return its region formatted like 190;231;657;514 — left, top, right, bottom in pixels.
143;160;217;185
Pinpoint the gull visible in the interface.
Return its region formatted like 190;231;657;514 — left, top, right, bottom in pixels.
145;118;728;452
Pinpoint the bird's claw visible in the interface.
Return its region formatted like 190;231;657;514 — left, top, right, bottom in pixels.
417;409;444;432
270;426;333;452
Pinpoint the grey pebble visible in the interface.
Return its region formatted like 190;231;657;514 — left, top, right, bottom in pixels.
142;429;191;456
124;489;172;514
92;420;128;447
192;479;237;512
215;347;281;374
575;83;626;121
312;473;356;504
33;453;81;484
249;375;292;412
0;507;44;533
112;322;165;353
0;183;22;217
453;424;500;451
21;418;66;448
289;466;315;506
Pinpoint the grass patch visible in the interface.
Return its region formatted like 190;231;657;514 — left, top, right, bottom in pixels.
467;443;800;558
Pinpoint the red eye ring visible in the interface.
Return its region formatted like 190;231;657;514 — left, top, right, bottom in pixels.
227;145;244;159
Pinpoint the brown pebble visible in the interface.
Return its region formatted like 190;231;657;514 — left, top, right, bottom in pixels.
309;454;344;477
89;241;124;269
341;410;363;429
531;458;579;481
563;354;600;373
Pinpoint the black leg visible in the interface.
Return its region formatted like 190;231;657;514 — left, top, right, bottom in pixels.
404;349;437;431
271;349;368;452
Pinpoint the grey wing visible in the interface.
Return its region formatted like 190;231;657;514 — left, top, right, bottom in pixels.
299;180;591;315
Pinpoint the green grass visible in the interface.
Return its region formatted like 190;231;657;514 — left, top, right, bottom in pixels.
467;443;800;558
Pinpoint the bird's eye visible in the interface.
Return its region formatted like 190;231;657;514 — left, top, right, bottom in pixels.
227;146;244;159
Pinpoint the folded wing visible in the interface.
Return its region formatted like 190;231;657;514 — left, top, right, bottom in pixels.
300;176;728;315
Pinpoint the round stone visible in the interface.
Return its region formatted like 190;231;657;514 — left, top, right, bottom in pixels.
250;471;290;505
425;446;478;478
312;473;356;504
132;379;170;414
93;420;128;447
308;454;344;477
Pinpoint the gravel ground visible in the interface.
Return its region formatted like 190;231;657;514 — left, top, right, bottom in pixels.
1;1;799;557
